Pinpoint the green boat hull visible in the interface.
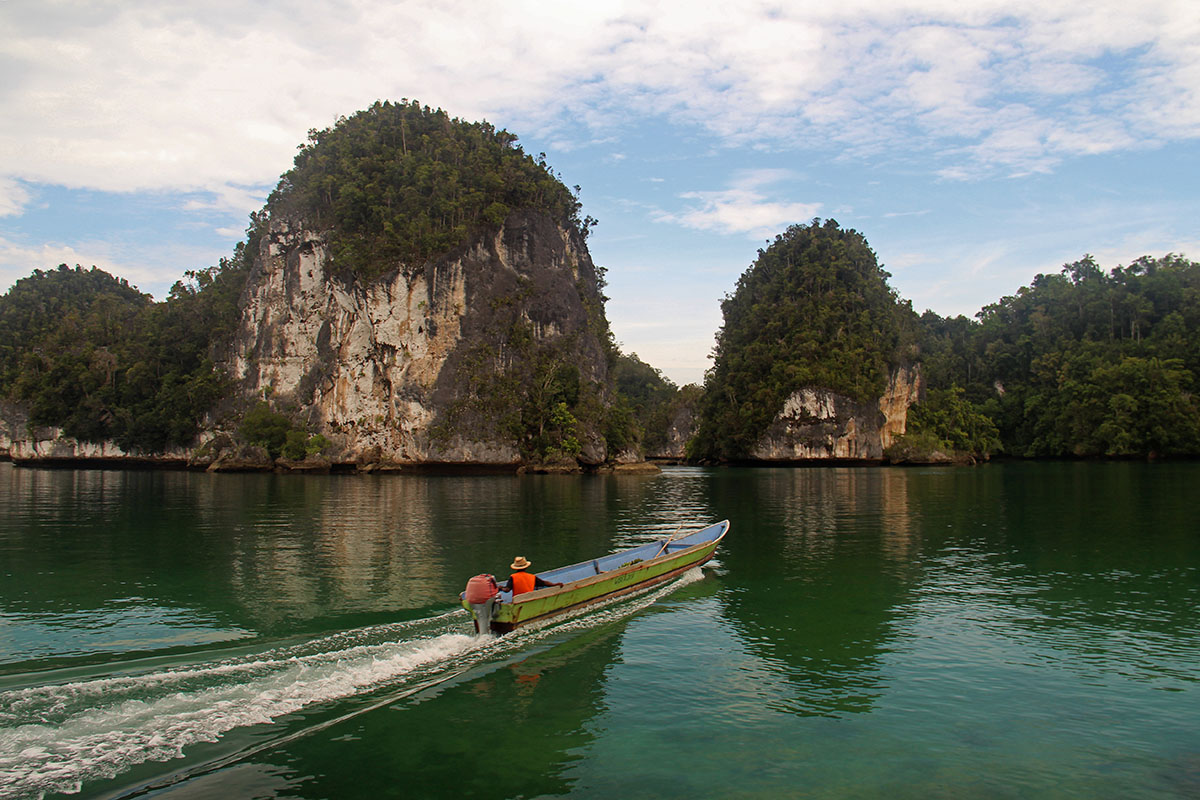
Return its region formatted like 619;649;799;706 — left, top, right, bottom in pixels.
462;521;728;634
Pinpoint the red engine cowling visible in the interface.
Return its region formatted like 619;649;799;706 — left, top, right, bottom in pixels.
464;574;499;604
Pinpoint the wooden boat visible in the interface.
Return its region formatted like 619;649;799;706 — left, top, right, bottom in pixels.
462;520;729;634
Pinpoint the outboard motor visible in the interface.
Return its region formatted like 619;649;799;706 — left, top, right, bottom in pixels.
464;574;500;634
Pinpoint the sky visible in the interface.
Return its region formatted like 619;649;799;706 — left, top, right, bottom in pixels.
2;1;1199;386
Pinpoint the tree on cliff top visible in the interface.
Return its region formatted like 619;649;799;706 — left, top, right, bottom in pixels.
267;100;593;281
691;219;918;461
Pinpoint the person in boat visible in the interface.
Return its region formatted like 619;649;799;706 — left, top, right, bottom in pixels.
499;556;563;596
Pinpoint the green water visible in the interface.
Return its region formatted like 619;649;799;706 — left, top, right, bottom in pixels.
1;461;1197;799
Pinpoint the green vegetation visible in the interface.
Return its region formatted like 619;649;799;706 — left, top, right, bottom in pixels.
0;232;333;458
0;244;253;452
435;305;605;463
680;219;1197;462
267;99;595;282
259;99;614;463
0;100;615;462
608;352;691;455
691;219;918;460
238;401;330;460
886;386;1001;461
917;254;1200;458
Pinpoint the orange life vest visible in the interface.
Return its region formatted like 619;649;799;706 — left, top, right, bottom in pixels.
510;571;536;595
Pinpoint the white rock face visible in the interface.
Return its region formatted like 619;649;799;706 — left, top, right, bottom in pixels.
749;365;922;461
230;219;465;462
3;432;193;463
227;210;608;465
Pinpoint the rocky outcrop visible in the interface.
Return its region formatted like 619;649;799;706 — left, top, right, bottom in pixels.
607;461;662;474
0;401;25;461
647;403;697;461
206;444;274;472
1;424;194;468
225;209;612;467
883;444;962;465
748;365;922;462
0;401;167;465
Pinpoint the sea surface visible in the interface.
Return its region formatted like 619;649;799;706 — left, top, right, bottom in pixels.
0;461;1197;799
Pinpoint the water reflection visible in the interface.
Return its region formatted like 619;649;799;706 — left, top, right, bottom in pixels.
5;461;1196;687
701;463;1200;718
4;461;1200;798
708;468;921;717
977;463;1200;688
0;465;727;665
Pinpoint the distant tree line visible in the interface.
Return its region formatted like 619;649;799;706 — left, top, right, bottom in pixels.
679;221;1199;461
4;225;1196;463
917;254;1200;457
0;247;251;453
607;352;691;455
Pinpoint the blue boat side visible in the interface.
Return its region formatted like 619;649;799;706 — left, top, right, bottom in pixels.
532;519;728;585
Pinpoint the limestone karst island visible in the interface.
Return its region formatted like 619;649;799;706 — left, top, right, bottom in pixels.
1;100;1198;471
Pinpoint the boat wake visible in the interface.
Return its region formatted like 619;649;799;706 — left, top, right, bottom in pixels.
0;567;706;799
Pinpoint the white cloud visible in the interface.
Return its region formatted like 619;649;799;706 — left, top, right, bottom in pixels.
666;191;822;238
1;0;1198;214
0;237;134;294
0;235;229;299
0;179;31;217
181;184;273;218
1090;233;1200;273
2;0;1195;390
655;170;821;238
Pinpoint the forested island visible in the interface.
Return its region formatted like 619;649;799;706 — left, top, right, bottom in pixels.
1;100;1197;469
0;101;654;470
677;219;1200;462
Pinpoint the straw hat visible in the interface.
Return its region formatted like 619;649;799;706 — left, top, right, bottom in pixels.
510;556;532;570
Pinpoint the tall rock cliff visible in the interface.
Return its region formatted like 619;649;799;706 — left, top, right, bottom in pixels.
227;208;611;467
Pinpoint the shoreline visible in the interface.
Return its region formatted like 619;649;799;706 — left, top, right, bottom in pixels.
0;454;666;475
3;452;1187;474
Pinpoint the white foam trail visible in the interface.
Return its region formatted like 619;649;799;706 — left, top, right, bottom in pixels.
0;568;707;799
0;627;483;798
